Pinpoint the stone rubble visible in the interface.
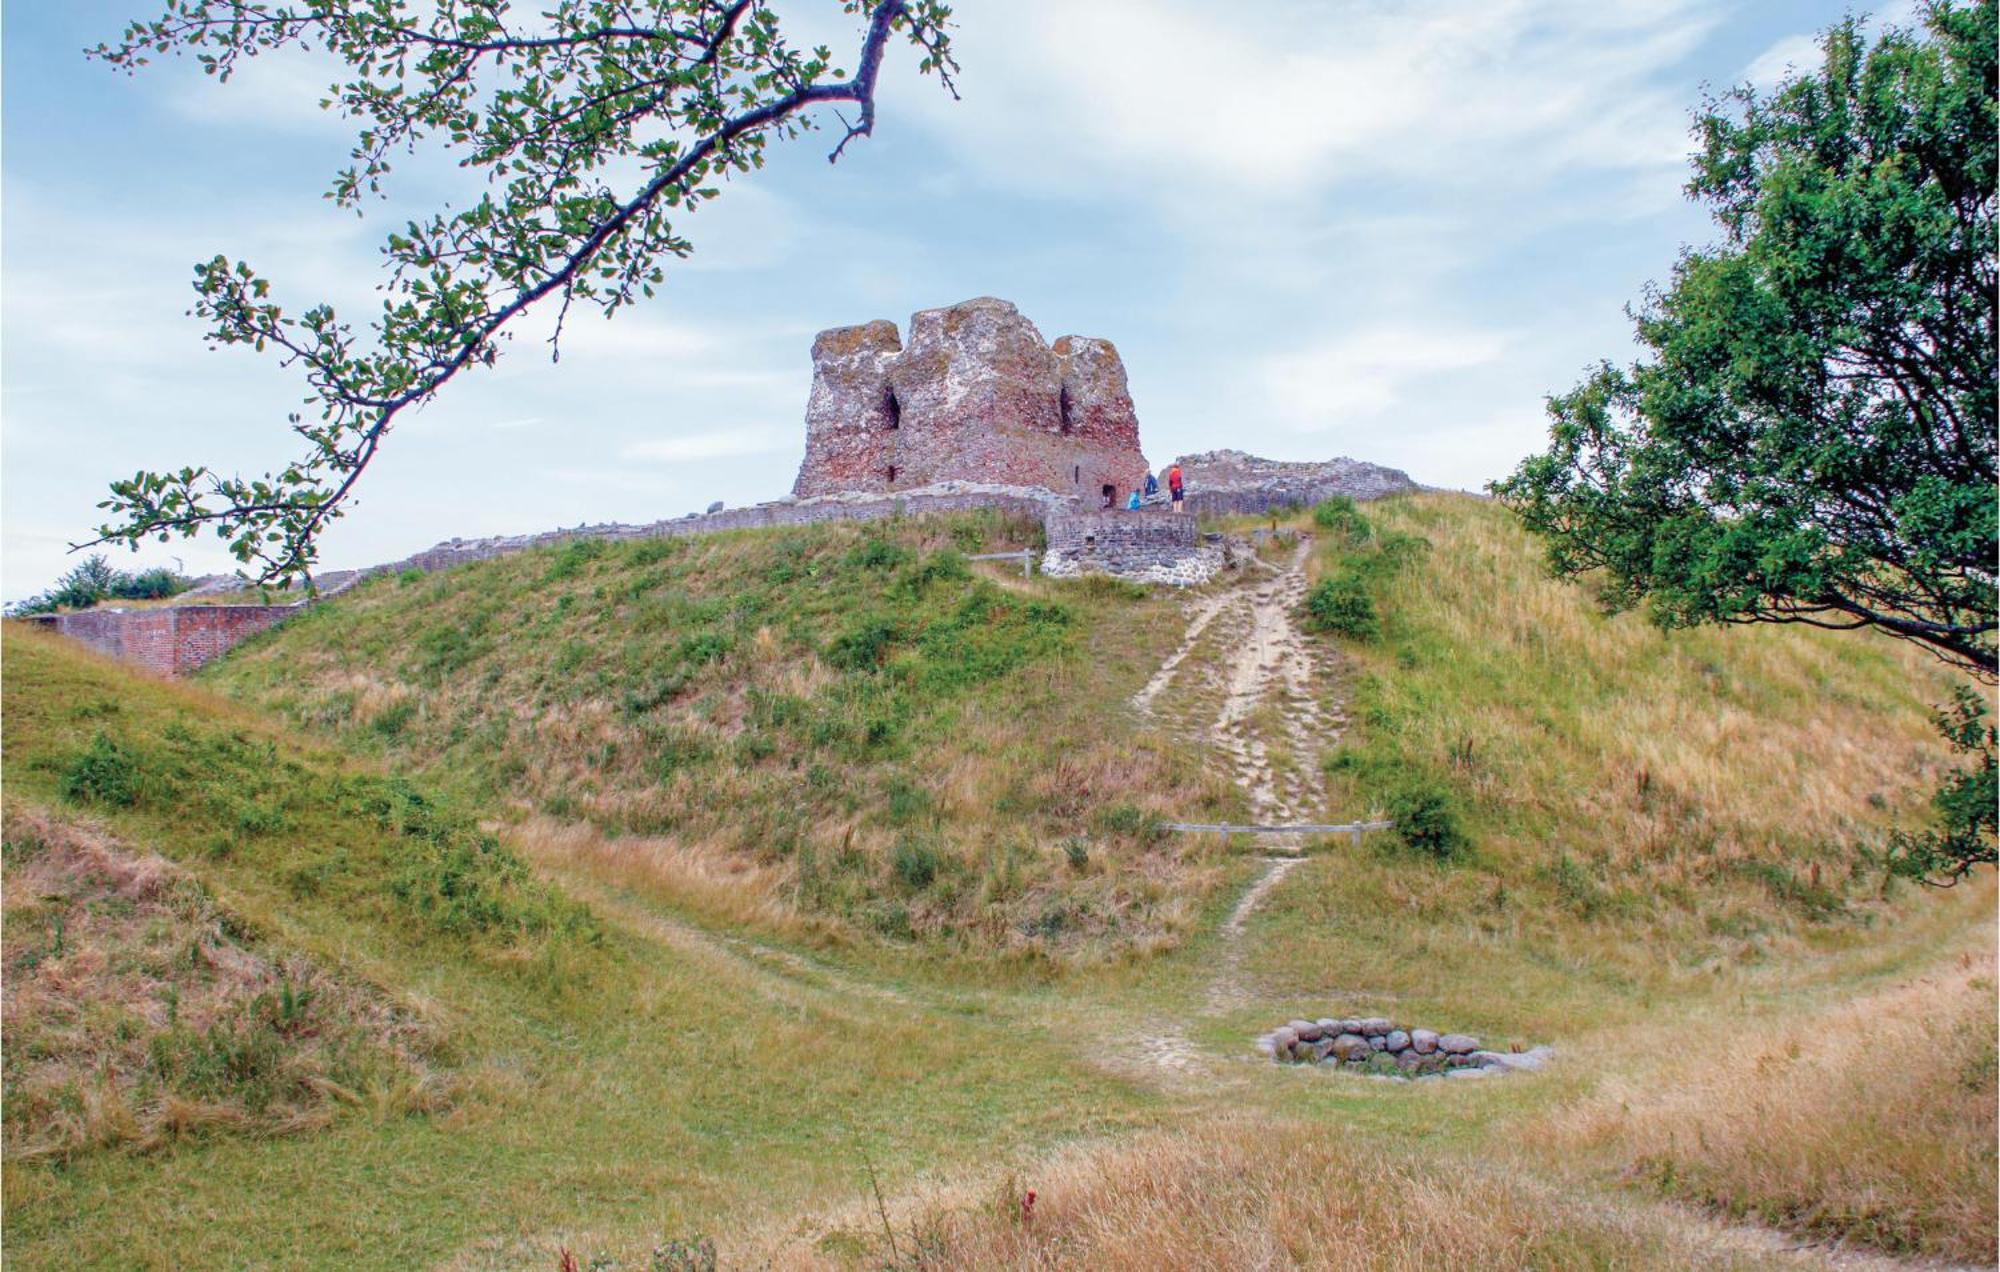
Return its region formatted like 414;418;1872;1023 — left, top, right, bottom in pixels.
1256;1015;1553;1081
1176;448;1420;516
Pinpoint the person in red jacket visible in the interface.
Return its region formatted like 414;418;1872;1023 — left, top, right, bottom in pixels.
1166;462;1185;512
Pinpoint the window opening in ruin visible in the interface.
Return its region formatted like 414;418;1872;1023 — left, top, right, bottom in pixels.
1058;384;1074;435
886;464;898;484
884;386;900;429
1101;483;1116;509
1073;464;1080;484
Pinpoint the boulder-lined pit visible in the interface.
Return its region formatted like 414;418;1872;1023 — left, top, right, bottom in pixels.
1257;1016;1552;1081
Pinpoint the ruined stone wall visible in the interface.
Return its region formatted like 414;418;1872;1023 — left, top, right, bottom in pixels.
792;298;1150;504
1040;509;1220;586
20;604;297;678
367;488;1059;579
1174;450;1420;517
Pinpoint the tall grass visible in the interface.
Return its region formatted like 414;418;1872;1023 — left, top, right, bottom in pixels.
208;513;1240;960
1536;925;1998;1263
741;1118;1783;1269
1302;495;1959;956
1;803;449;1160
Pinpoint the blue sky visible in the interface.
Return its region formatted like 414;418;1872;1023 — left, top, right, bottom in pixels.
1;0;1908;598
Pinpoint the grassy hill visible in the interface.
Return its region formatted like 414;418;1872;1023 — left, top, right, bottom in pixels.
206;510;1242;962
5;494;1992;1267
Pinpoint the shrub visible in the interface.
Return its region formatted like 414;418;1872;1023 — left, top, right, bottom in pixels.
1303;575;1380;640
60;732;138;807
891;835;940;890
1064;838;1090;872
8;554;191;614
827;613;902;670
1385;780;1467;861
677;632;732;666
1311;496;1372;541
846;537;908;571
911;549;971;588
545;537;607;581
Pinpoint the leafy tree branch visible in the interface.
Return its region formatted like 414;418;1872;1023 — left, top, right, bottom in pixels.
81;0;957;587
1495;0;1997;882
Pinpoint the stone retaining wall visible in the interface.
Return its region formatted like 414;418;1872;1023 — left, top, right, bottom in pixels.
1039;508;1221;586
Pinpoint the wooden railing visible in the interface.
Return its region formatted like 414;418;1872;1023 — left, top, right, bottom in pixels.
1161;819;1393;846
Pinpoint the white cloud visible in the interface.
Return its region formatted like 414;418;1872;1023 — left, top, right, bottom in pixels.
1263;324;1512;428
892;0;1717;207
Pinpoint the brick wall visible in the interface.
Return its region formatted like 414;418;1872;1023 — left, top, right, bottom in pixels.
21;604;297;678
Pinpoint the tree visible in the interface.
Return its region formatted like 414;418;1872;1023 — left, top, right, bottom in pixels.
7;555;192;615
1494;1;1996;881
82;0;956;587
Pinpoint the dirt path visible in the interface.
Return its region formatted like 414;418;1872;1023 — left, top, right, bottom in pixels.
1127;537;1345;1074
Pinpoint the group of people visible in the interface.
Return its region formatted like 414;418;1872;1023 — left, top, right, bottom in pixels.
1113;463;1185;512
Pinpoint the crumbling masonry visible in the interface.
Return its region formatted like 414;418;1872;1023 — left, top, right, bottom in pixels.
792;297;1152;506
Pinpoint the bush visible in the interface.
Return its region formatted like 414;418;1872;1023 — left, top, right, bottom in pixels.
1312;496;1372;541
846;537;909;571
1303;575;1380;640
544;537;606;581
1385;780;1467;861
892;835;940;890
60;732;139;807
8;554;190;615
827;612;902;670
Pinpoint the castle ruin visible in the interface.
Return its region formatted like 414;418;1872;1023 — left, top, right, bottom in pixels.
792;297;1152;506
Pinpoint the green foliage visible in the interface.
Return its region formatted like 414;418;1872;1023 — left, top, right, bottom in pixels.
60;732;138;807
891;835;941;891
8;554;192;615
846;537;910;572
1311;496;1371;541
1303;576;1380;640
827;612;903;671
1888;685;1997;884
1384;780;1469;862
1297;502;1427;642
1495;3;1996;884
546;538;608;582
1495;2;1996;678
1063;838;1090;872
86;1;960;586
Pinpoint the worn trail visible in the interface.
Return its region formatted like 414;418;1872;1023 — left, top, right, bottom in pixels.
1127;535;1346;1075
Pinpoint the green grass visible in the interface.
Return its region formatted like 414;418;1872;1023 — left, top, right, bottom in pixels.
6;495;1992;1268
206;512;1240;960
0;626;1163;1268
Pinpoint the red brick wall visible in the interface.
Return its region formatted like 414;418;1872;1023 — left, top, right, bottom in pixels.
29;605;296;678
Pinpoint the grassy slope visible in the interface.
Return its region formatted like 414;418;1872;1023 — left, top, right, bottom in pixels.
1224;494;1997;1260
0;627;1160;1268
207;512;1240;961
6;496;1993;1267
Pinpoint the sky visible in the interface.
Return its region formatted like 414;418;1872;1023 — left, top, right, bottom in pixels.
0;0;1917;599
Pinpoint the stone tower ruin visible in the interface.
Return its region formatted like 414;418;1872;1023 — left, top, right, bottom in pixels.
791;297;1152;504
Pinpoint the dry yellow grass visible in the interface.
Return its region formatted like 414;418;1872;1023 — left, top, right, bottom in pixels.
1330;495;1954;863
1;802;448;1160
1535;920;1998;1263
735;1118;1798;1270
